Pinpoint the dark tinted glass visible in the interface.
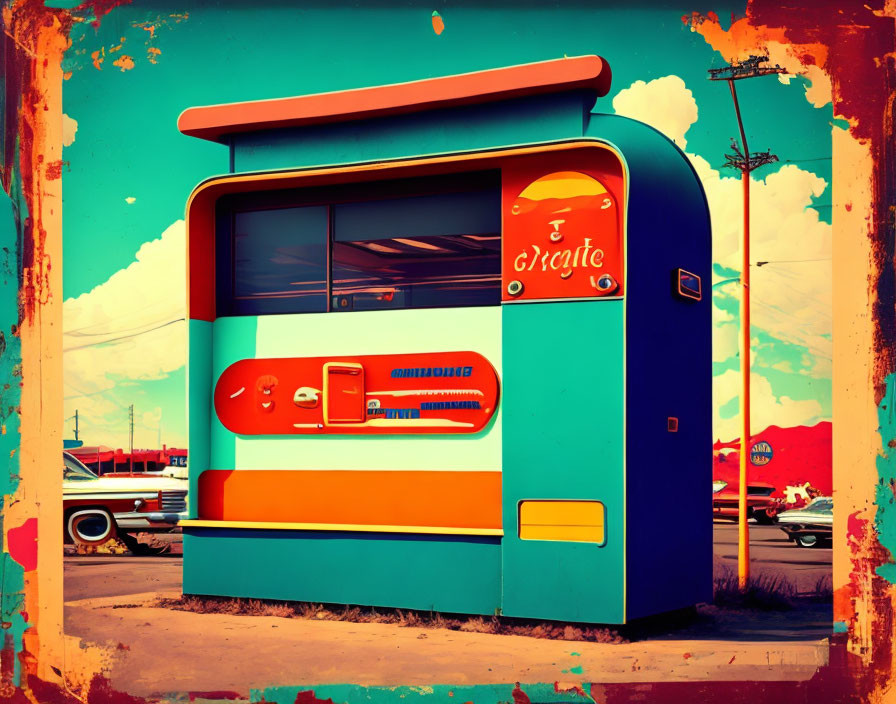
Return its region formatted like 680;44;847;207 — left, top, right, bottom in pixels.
810;499;833;513
747;485;775;496
232;206;328;314
220;174;502;316
331;190;500;312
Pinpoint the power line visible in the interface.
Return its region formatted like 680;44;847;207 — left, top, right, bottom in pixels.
63;297;179;336
63;380;131;409
782;157;832;163
63;386;115;401
65;315;182;337
711;157;831;170
63;317;185;352
755;258;831;266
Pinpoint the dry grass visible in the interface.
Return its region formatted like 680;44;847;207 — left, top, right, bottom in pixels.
157;569;833;639
157;596;626;643
713;567;801;610
71;538;130;556
803;573;833;602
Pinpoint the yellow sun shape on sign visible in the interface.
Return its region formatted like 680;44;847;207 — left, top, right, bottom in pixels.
517;171;608;201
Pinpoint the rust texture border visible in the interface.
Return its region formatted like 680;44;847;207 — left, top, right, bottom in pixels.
0;1;893;701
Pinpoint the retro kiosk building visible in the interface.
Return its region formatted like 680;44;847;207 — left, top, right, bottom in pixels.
180;56;711;624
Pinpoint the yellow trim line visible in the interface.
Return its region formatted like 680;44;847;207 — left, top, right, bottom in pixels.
180;519;504;537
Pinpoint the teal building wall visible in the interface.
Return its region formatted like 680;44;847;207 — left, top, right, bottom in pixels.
183;60;711;624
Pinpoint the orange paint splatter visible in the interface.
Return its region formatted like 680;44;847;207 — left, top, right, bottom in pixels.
682;13;830;109
147;46;161;64
62;71;72;80
432;10;444;35
90;48;103;70
112;54;134;71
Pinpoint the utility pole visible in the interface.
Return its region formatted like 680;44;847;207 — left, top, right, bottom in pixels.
709;55;785;591
128;404;134;454
73;409;79;442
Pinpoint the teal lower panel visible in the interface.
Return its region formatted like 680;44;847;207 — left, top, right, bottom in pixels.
501;301;626;624
501;539;624;623
183;529;501;616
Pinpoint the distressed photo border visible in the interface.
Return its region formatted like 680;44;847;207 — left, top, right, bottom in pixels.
0;1;893;701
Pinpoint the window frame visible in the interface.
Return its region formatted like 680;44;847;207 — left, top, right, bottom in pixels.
215;170;503;317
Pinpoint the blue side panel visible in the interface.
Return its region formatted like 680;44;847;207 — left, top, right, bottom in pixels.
587;114;713;619
183;529;502;616
501;300;626;623
232;94;591;173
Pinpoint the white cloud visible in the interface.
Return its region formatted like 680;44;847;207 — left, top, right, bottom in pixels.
612;75;698;149
142;407;162;428
64;221;186;448
714;320;738;365
713;369;825;441
694;156;832;378
613;76;832;380
62;113;78;147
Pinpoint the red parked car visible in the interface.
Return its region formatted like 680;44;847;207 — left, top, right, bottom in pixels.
63;451;187;554
712;479;782;524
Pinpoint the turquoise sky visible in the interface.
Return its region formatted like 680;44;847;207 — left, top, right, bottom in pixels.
60;1;832;447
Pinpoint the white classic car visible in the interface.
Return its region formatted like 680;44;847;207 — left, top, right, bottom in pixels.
776;496;833;548
63;451;188;554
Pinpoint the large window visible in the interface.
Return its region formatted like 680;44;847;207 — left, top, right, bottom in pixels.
217;172;501;316
232;206;328;315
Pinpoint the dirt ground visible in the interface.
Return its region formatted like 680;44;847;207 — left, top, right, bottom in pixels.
62;523;833;698
64;588;831;698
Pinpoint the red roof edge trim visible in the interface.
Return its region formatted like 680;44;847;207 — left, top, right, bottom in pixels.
178;55;611;144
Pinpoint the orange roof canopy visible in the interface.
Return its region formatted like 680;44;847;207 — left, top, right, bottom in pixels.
178;55;611;144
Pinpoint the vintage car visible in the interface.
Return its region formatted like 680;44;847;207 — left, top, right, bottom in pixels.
63;451;187;554
712;479;783;524
776;496;833;548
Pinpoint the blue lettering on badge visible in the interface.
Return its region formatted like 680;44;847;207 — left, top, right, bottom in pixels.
390;366;475;378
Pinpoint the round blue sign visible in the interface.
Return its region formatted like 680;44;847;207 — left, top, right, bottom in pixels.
750;441;773;466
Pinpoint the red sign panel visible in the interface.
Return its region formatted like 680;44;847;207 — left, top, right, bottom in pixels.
214;351;499;435
502;151;625;302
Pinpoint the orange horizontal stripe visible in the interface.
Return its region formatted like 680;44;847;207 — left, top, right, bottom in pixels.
178;56;610;144
198;470;502;529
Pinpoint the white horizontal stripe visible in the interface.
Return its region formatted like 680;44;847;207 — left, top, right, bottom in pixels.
223;307;501;472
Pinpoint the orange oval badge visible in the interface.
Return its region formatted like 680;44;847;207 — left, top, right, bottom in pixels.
214;351;499;435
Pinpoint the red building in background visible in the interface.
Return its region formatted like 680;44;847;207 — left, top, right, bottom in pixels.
714;422;832;503
68;445;188;476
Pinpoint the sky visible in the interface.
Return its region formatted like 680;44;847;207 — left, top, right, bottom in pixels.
60;2;832;449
